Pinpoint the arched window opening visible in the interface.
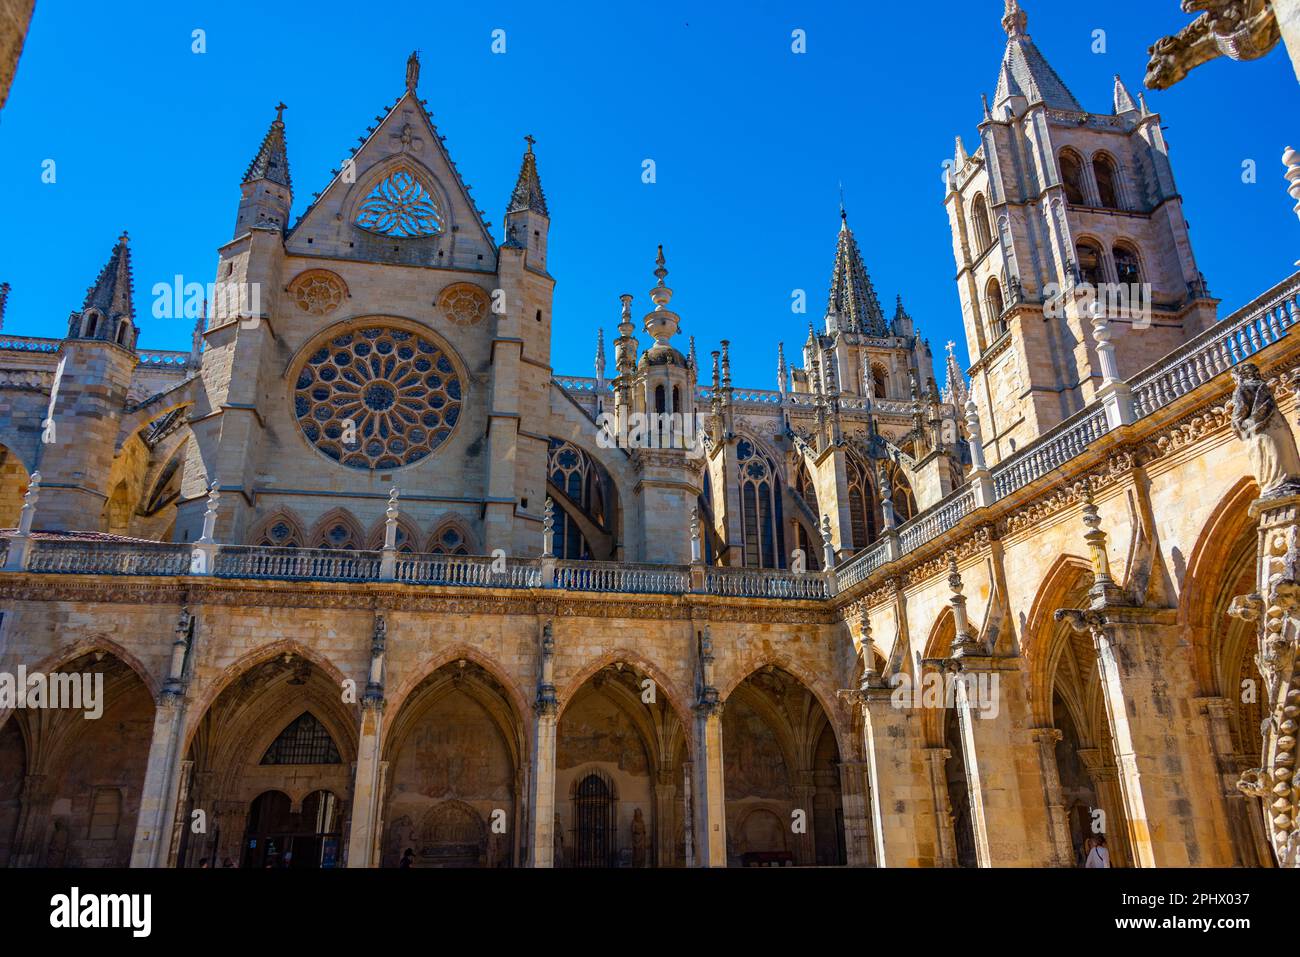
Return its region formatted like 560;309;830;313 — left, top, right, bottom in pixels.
972;195;993;252
1092;155;1120;209
846;452;879;550
985;279;1006;338
1059;150;1086;205
547;438;610;561
654;384;667;415
1076;241;1105;286
737;438;785;569
1112;244;1141;286
871;365;888;399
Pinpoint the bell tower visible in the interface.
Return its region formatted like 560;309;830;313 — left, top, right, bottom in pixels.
944;0;1217;463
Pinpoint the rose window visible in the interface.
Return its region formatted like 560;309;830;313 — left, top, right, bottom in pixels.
354;168;441;237
438;282;490;326
294;325;463;470
288;270;347;316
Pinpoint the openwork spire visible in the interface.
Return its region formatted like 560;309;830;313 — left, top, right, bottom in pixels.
243;103;292;189
82;231;135;323
942;340;969;410
993;1;1082;111
826;209;887;337
507;134;548;216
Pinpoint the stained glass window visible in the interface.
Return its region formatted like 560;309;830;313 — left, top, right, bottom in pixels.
294;325;463;470
261;712;342;765
354;168;441;237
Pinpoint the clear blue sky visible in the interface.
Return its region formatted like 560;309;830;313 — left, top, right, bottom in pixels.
1;1;1296;389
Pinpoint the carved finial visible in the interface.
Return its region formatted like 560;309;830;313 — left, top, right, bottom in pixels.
720;340;731;389
777;342;788;393
595;327;606;378
1002;0;1027;38
524;133;536;153
405;51;420;92
542;497;555;557
654;244;667;285
274;102;287;123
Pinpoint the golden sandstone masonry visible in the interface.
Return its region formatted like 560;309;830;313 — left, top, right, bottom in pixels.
0;0;1299;872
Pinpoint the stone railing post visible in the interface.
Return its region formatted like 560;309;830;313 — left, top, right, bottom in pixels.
540;497;556;588
189;483;221;576
1091;310;1135;428
964;400;995;508
379;487;399;581
3;469;40;572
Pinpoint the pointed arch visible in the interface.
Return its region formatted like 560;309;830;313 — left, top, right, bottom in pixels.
183;639;356;755
557;649;692;739
1180;476;1261;695
248;508;307;548
735;433;787;569
1023;553;1095;727
427;516;477;555
308;508;366;550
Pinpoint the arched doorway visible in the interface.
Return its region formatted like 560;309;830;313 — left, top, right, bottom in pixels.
178;653;357;868
1031;562;1133;867
723;665;846;866
382;660;523;868
242;788;341;868
571;769;618;868
556;662;684;867
1;651;155;867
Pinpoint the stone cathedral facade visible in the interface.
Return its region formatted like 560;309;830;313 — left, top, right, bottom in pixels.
0;1;1296;869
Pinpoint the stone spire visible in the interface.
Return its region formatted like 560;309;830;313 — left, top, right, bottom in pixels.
826;207;887;337
642;245;681;346
942;340;969;410
1112;74;1138;114
243;103;291;189
993;0;1082;111
73;232;135;336
954;135;968;167
507;135;548;216
594;327;606;380
0;281;9;331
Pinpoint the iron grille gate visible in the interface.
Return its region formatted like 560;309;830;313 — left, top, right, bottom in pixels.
572;770;617;868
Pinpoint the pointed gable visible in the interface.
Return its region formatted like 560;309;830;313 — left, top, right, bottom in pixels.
826;210;887;338
287;71;496;267
993;0;1082;112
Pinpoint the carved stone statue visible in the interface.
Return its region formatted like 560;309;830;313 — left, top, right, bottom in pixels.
1146;0;1281;90
405;51;420;92
630;807;647;868
1229;363;1300;498
46;818;69;867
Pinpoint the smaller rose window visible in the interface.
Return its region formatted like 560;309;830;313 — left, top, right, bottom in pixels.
288;270;347;316
438;282;490;326
294;325;463;470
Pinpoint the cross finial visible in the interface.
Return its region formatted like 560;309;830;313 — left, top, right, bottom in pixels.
274;102;287;122
838;181;846;222
524;134;536;152
946;339;957;355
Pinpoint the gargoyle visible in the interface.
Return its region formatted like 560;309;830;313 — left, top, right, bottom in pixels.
1145;0;1281;90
